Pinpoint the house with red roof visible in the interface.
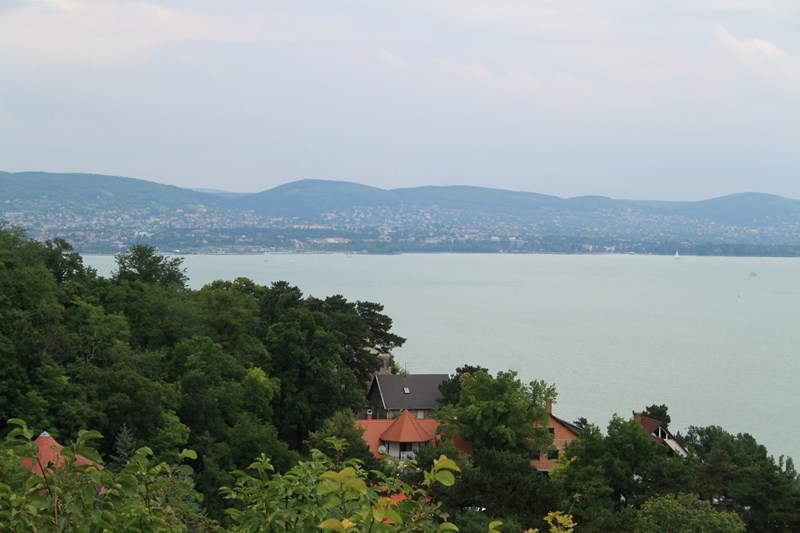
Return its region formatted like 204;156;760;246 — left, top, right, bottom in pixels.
21;431;100;476
633;412;688;457
356;409;473;461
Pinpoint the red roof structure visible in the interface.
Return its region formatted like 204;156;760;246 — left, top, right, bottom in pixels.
356;410;473;459
21;432;99;476
633;412;688;457
380;410;436;443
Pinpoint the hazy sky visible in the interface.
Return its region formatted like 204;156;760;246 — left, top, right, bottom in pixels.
1;1;798;200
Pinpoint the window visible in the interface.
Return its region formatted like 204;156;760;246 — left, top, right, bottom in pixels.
403;387;410;394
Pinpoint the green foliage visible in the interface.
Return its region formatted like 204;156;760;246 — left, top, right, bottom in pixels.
437;365;488;407
684;425;800;532
635;493;745;533
3;224;800;529
435;448;560;531
306;410;383;473
109;423;137;471
266;308;365;449
552;417;692;533
0;419;211;532
438;370;556;455
113;245;188;288
221;440;461;532
642;404;671;426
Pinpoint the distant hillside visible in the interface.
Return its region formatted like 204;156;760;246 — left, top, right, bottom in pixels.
668;192;800;226
0;171;233;211
237;180;800;227
233;179;400;217
3;171;800;254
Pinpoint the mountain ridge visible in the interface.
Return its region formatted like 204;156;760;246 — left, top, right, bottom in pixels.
3;171;800;254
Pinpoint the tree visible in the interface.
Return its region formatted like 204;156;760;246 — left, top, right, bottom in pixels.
441;448;561;531
259;280;304;325
194;279;268;365
307;295;406;385
0;419;211;532
684;425;800;532
306;410;382;473
109;423;137;471
266;308;365;449
355;300;406;354
41;238;94;286
221;439;462;532
635;493;745;533
437;370;556;455
437;365;488;406
642;404;671;426
112;245;187;288
553;417;693;533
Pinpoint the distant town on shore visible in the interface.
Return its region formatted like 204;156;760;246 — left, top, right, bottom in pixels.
3;170;800;256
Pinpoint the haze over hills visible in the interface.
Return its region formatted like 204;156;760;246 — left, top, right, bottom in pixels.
2;171;799;255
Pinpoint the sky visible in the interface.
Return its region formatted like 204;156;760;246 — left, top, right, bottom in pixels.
1;1;798;201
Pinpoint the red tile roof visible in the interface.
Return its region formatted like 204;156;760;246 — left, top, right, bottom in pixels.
380;410;436;443
21;432;99;476
635;413;662;435
356;410;473;458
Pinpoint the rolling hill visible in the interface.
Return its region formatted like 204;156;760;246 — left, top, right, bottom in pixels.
2;171;800;253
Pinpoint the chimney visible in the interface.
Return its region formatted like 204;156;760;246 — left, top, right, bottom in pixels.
366;409;373;420
546;401;553;414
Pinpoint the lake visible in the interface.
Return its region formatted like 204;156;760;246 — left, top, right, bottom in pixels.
85;252;800;461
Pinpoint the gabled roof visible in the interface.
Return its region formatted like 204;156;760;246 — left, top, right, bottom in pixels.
551;414;584;437
633;412;688;457
380;410;436;443
370;374;449;411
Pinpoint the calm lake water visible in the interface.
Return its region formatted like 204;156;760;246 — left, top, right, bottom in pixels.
85;253;800;461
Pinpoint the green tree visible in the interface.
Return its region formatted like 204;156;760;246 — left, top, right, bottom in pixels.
306;410;382;473
41;238;94;286
0;419;211;532
355;300;406;355
259;280;304;325
684;425;800;532
437;370;556;455
436;448;561;532
635;493;745;533
553;417;692;533
109;423;137;471
266;308;364;449
642;404;671;426
437;365;488;406
307;295;405;385
194;279;268;365
221;439;462;532
112;245;188;288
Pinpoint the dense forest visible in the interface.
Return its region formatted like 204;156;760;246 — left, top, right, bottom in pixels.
1;223;799;532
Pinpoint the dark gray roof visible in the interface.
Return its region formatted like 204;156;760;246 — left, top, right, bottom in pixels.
371;374;450;411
